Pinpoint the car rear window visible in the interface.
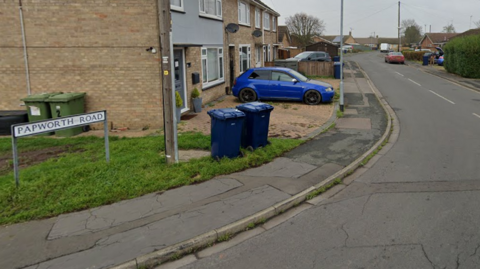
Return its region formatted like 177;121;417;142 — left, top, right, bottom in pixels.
248;70;270;80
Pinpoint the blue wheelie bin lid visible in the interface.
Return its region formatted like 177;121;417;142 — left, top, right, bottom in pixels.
236;102;274;113
207;108;245;120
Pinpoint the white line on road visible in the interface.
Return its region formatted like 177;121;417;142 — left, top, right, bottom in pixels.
408;78;421;86
474;113;480;119
395;72;404;76
429;90;455;104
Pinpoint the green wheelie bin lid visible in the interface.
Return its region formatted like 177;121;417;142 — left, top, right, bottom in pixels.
46;92;86;103
21;92;63;102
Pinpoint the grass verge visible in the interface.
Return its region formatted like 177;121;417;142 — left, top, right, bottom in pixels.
0;133;302;225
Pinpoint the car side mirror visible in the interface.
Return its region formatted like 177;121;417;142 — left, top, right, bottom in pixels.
292;78;298;83
307;57;311;60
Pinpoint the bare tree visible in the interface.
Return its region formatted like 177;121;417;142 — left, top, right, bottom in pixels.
442;23;456;33
474;20;480;28
286;13;325;48
401;19;422;44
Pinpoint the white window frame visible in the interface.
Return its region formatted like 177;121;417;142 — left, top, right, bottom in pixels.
201;47;225;89
255;8;261;28
171;0;184;12
199;0;222;20
272;17;277;32
239;44;251;73
264;12;270;30
238;1;250;26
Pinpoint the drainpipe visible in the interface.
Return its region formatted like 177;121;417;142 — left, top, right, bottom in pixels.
19;0;31;96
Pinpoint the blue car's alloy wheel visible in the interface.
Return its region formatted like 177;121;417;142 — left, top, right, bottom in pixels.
304;90;321;105
239;88;257;103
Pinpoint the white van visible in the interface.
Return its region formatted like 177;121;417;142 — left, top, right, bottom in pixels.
380;43;390;53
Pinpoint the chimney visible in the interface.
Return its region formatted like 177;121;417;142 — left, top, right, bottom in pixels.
349;31;352;36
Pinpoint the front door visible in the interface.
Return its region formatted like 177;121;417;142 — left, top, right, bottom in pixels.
174;49;187;112
229;45;235;94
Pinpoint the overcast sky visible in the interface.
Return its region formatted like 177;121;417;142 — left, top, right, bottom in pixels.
262;0;480;37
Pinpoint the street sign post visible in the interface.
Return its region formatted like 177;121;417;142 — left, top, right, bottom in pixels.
11;110;110;187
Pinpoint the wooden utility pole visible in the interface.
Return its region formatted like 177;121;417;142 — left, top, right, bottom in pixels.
158;0;176;164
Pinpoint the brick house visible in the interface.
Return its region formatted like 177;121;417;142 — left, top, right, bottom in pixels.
0;0;279;130
419;33;458;50
223;0;279;90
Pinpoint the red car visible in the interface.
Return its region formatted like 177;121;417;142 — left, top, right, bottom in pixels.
385;52;405;64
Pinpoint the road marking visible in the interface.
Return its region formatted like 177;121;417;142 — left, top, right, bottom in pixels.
429;90;455;104
395;72;404;76
408;78;421;86
474;113;480;119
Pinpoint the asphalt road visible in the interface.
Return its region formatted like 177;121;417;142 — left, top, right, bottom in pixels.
177;52;480;269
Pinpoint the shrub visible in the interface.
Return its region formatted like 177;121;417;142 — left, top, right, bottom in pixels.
191;88;200;99
444;34;480;78
175;91;183;107
402;51;426;61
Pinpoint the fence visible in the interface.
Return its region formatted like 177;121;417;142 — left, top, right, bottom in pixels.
298;62;334;77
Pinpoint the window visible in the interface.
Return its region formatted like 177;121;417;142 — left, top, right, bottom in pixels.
171;0;183;11
238;1;250;25
248;70;270;80
239;45;251;73
272;17;276;31
201;47;224;88
264;13;270;30
272;71;294;82
200;0;222;18
255;8;261;28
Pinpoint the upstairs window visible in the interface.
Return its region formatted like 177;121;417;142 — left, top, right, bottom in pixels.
272;16;277;31
238;1;250;25
264;13;270;30
200;0;222;18
255;8;261;28
171;0;183;9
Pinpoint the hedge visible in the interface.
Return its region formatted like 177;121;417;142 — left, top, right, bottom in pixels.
444;34;480;78
402;51;427;61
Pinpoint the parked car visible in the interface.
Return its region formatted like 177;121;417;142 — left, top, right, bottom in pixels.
287;51;332;62
232;67;335;105
435;47;445;66
385;52;405;64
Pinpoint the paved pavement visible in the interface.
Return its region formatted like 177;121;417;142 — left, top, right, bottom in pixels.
407;61;480;92
2;61;391;269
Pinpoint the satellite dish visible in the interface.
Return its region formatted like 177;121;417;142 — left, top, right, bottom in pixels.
252;29;262;38
225;23;239;33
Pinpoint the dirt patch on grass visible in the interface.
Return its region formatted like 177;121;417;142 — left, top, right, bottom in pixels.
0;146;80;175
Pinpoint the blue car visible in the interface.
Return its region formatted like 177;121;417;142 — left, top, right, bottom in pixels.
232;67;335;105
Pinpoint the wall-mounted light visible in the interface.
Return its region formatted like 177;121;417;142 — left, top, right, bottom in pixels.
146;47;157;54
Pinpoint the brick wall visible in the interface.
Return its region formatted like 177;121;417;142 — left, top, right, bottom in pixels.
0;0;163;129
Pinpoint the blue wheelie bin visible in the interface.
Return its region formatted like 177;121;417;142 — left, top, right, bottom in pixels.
333;56;340;62
207;108;245;159
423;53;430;66
236;102;274;150
334;62;343;79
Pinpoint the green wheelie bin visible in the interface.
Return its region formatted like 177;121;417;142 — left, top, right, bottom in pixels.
46;93;86;137
21;92;63;135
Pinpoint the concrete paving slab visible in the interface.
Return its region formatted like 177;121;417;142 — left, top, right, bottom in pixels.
237;157;317;178
344;108;358;115
336;118;372;130
32;185;290;269
48;178;243;239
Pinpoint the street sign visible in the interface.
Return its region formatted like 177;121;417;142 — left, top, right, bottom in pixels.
11;111;110;187
12;111;106;138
